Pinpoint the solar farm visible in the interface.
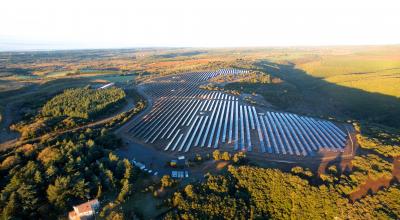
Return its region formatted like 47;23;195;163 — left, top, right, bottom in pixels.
123;69;353;158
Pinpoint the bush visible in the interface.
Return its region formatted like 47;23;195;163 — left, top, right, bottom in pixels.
161;175;174;188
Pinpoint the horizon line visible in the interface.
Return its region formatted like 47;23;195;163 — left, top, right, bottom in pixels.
1;43;400;53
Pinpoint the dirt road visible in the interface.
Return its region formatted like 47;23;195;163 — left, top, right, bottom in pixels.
0;89;137;151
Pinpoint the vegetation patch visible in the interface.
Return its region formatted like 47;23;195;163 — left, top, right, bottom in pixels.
355;123;400;157
225;81;301;109
42;87;126;119
166;165;400;220
199;83;222;91
0;97;145;219
210;71;272;84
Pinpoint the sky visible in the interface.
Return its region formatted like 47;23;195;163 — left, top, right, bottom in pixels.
1;0;400;50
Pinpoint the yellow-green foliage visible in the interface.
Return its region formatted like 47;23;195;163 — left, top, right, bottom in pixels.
358;135;400;158
210;71;271;84
42;87;126;119
169;165;400;219
230;166;346;219
336;154;393;195
0;126;137;218
199;83;221;91
351;154;393;182
0;155;20;170
357;124;400;157
11;118;48;140
350;185;400;219
37;147;62;166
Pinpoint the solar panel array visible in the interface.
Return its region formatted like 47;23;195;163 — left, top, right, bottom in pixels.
127;69;347;156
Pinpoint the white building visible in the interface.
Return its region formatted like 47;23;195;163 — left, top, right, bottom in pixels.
99;83;115;89
68;199;100;220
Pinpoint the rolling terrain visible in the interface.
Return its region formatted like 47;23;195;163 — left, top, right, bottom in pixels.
0;47;399;219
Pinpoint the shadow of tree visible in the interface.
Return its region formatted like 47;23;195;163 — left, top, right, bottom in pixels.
254;60;400;129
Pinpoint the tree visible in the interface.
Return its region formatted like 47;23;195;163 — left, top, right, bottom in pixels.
122;159;133;180
17;183;39;214
195;154;202;162
161;175;173;188
232;152;246;163
46;165;58;178
0;155;20;170
86;139;95;147
34;171;43;185
172;192;184;207
79;133;86;140
106;211;124;220
72;179;90;200
96;185;103;199
184;185;195;198
109;152;119;162
221;152;231;161
213;150;221;160
328;165;338;174
38;147;62;166
291;166;304;174
2;192;19;218
47;176;72;210
117;179;132;202
101;128;107;136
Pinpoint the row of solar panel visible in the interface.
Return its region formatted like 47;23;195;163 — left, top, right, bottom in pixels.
129;97;347;155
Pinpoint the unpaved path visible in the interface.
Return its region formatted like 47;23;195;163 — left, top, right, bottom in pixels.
0;90;136;151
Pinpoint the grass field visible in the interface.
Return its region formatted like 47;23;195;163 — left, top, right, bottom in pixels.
87;74;135;83
297;55;400;98
45;70;122;78
256;60;400;128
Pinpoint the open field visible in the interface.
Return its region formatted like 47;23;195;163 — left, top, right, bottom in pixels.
250;60;400;129
297;54;400;98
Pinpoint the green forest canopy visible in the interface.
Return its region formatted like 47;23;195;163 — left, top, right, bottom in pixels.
42;87;126;119
167;166;400;220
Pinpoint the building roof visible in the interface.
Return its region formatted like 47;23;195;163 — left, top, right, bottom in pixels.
73;199;99;214
99;83;115;89
69;210;78;219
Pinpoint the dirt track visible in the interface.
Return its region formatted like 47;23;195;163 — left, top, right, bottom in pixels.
0;87;136;151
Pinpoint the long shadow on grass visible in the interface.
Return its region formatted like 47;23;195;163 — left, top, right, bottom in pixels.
254;60;400;129
252;60;400;199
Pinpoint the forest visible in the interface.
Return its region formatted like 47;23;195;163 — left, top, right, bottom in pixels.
42;87;126;119
0;100;145;219
8;86;127;141
166;165;399;220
